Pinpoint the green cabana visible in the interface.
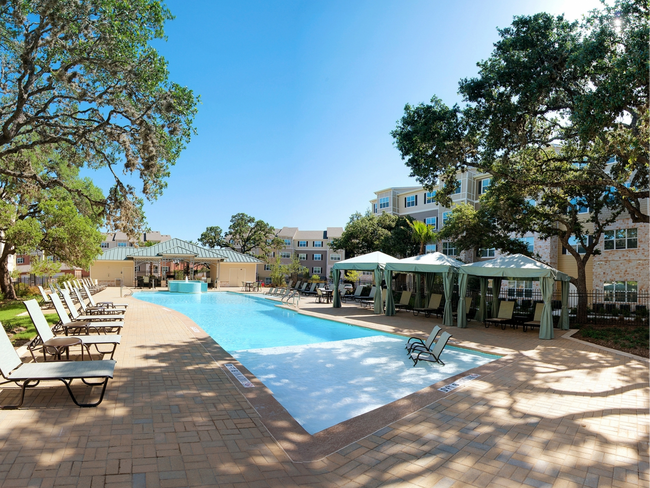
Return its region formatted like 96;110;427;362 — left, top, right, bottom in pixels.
457;254;572;339
384;252;461;324
331;251;401;314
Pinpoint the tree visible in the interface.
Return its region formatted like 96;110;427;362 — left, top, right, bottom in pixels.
330;211;419;259
29;255;62;285
269;253;306;286
407;220;437;255
0;0;198;237
198;213;283;258
0;151;105;298
392;0;647;307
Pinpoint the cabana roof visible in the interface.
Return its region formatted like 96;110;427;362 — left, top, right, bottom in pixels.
459;254;571;281
385;252;462;273
332;251;401;271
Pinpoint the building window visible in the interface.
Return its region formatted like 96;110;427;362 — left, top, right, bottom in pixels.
425;244;436;254
117;242;127;247
604;281;637;302
47;256;54;262
379;197;389;209
330;254;341;261
507;280;533;298
16;257;24;264
100;242;109;249
152;265;158;273
280;252;291;259
405;195;417;207
298;253;307;260
520;236;534;253
567;236;586;254
284;239;291;246
479;178;491;195
162;266;169;273
298;241;307;247
604;228;637;250
442;212;452;225
313;241;323;247
570;197;589;214
453;181;461;194
425;217;436;229
425;191;436;204
442;242;457;256
264;277;272;285
480;248;495;257
263;264;271;271
312;267;322;274
313;254;322;261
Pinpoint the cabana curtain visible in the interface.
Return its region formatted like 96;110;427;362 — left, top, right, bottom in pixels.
457;273;468;328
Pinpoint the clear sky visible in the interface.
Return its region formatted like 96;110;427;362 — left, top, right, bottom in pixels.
92;0;602;240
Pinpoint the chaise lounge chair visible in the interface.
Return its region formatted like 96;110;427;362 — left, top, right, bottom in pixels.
484;301;515;329
73;289;125;317
62;291;124;324
24;299;121;361
409;331;453;366
83;284;128;309
0;325;116;409
37;286;54;308
342;286;363;303
523;302;545;332
51;293;124;335
412;294;443;317
395;290;413;311
405;325;441;354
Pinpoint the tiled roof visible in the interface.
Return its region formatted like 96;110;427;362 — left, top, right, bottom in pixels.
94;238;261;263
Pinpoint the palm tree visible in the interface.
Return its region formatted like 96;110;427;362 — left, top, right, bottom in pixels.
407;220;437;255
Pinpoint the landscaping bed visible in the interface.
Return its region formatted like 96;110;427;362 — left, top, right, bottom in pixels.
573;324;649;358
1;300;58;346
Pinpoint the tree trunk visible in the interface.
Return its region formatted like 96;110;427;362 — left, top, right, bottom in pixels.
571;255;590;323
0;243;17;300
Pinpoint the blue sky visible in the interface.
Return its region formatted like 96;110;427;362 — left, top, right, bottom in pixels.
93;0;602;240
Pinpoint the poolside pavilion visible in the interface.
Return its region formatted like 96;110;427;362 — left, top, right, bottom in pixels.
332;251;401;314
384;252;462;324
457;254;572;339
90;238;261;287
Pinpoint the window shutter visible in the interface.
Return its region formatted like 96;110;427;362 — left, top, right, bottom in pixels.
424;192;427;202
404;197;406;206
415;195;418;205
562;246;567;255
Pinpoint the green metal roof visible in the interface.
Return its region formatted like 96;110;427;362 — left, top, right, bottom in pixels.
93;238;261;264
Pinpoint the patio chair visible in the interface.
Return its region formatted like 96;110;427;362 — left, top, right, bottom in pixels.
484;301;515;329
302;283;318;296
453;297;474;320
62;291;124;324
24;299;121;361
0;325;116;409
293;281;302;290
395;290;412;311
37;286;54;308
409;331;453;367
356;286;376;306
405;325;441;354
51;293;124;335
523;302;545;332
83;284;128;309
412;293;443;317
73;289;125;317
343;286;363;303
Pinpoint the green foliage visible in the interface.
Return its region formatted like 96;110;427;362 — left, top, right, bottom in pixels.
13;284;39;298
407;220;437;254
268;253;306;287
0;0;199;238
29;257;62;278
344;270;360;283
310;275;322;283
331;212;419;258
199;214;282;257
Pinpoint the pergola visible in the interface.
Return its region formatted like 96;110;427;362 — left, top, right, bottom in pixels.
332;251;401;314
457;254;572;339
384;252;462;323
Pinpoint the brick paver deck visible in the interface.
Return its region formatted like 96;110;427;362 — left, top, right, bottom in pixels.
0;287;647;487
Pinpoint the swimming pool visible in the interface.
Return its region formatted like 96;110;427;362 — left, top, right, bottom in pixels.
134;292;500;434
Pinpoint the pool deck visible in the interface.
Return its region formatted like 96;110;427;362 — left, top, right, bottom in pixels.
0;287;647;487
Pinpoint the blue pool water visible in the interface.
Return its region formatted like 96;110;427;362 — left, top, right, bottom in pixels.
134;292;500;434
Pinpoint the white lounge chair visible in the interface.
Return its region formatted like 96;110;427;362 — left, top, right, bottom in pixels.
405;325;441;354
51;293;124;335
0;325;116;408
73;289;125;317
62;291;124;323
24;299;121;361
409;331;452;366
83;284;128;309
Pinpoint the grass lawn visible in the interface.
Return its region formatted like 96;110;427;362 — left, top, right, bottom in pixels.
0;300;59;345
574;324;649;358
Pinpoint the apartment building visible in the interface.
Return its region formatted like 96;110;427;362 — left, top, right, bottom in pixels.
101;231;171;250
14;251;84;285
370;171;649;295
257;227;345;284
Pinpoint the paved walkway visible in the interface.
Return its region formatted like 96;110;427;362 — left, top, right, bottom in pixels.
0;288;647;487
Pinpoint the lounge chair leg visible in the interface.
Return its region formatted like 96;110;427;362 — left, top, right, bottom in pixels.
61;378;110;407
0;379;40;409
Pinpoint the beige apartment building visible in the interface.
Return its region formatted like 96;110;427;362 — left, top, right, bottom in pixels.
257;227;345;284
370;171;649;297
